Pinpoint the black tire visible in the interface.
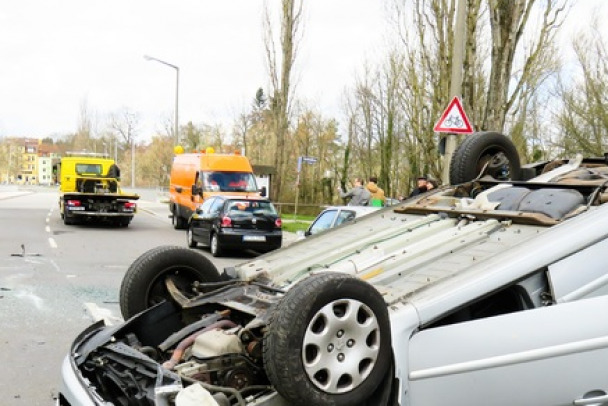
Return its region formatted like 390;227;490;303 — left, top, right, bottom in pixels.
63;207;76;225
210;233;223;257
449;131;521;185
172;206;188;230
114;218;131;228
119;245;220;319
187;224;198;248
263;272;391;406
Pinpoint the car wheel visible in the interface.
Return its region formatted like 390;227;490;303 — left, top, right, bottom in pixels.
210;233;223;257
119;245;221;320
449;131;521;184
187;225;198;248
63;208;76;225
115;218;130;228
263;272;391;406
172;207;188;230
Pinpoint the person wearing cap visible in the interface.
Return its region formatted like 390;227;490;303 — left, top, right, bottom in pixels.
409;176;428;197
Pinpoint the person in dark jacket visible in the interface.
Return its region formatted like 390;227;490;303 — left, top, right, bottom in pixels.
409;176;428;197
338;177;371;206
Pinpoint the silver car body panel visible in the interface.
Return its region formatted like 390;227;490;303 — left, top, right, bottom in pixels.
60;159;608;406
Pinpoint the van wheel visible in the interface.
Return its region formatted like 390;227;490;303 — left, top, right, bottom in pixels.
449;132;521;184
263;272;391;406
172;209;188;230
119;246;221;319
210;233;223;257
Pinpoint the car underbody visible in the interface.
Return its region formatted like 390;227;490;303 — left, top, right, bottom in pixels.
60;141;608;406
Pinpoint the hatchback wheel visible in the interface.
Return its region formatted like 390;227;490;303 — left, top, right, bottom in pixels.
187;225;198;248
210;233;223;257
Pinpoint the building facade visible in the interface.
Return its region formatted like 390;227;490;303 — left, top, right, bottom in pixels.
0;138;59;185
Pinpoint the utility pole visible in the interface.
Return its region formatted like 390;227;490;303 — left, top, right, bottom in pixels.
441;0;467;185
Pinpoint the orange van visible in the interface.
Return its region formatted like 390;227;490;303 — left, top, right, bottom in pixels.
169;149;265;229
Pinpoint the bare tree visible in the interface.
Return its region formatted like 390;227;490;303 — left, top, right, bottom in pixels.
483;0;566;132
263;0;303;201
181;121;204;152
72;99;96;152
555;28;608;156
110;108;140;148
109;108;140;187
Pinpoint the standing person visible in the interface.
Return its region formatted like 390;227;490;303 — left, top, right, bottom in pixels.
409;176;428;197
366;176;386;207
338;177;371;206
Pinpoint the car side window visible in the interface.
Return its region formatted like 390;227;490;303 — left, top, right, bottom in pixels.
309;210;338;235
426;270;548;329
199;198;215;214
210;198;224;214
335;210;356;226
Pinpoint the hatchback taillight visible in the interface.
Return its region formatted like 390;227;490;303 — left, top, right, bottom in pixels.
275;218;282;228
124;202;136;209
221;216;232;227
67;200;81;207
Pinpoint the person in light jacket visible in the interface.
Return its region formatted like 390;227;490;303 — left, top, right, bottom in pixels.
338;177;371;206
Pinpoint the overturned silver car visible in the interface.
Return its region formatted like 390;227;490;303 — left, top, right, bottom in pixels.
59;133;608;406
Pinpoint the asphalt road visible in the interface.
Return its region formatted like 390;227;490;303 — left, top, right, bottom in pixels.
0;185;270;405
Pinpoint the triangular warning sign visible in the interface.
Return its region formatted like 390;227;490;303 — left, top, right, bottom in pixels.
434;96;474;134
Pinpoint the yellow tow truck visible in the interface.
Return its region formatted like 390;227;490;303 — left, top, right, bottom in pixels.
56;153;139;227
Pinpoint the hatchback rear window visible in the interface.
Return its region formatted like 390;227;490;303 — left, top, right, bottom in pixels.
226;200;277;215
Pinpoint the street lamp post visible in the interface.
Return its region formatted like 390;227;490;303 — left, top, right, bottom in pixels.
144;55;180;145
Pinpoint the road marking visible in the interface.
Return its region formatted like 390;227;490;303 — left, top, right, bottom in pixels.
48;237;57;249
45;225;50;233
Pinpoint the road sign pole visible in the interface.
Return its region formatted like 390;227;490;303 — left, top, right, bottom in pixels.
442;0;467;185
442;134;458;184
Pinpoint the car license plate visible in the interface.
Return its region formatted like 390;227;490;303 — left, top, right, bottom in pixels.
243;235;266;242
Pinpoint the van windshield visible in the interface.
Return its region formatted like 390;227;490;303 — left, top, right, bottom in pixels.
201;171;258;193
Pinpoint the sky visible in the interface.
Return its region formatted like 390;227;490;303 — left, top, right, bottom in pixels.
0;1;606;142
0;0;388;140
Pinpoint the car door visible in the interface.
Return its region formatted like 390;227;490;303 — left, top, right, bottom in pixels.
548;238;608;303
207;197;226;239
407;295;608;406
196;197;220;243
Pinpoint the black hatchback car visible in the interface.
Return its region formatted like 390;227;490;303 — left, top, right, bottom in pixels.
187;195;282;256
